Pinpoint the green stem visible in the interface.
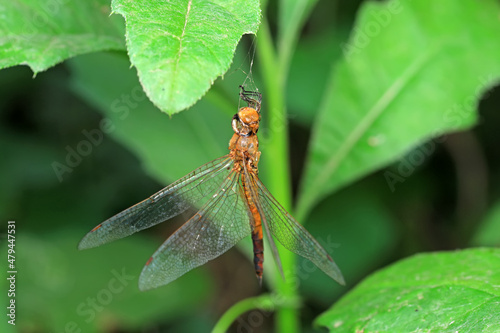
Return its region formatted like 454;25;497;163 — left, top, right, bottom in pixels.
277;0;311;88
211;294;300;333
256;17;299;333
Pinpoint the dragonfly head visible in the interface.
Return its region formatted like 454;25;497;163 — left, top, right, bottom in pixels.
232;107;260;136
233;86;262;136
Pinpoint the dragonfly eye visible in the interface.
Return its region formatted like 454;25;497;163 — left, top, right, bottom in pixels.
238;107;259;125
232;114;247;135
237;107;260;135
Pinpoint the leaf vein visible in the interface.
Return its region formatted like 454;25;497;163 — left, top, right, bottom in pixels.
312;49;436;194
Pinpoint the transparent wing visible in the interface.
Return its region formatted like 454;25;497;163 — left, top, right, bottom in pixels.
253;176;345;285
79;156;233;250
139;171;252;290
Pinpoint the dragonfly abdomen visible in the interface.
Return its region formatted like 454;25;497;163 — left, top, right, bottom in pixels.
251;223;264;285
243;177;265;286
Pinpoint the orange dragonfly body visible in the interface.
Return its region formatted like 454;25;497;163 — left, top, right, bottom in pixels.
79;87;344;290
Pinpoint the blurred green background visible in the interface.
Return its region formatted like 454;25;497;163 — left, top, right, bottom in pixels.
2;0;500;332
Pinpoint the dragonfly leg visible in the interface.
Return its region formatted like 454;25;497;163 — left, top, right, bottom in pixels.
239;85;262;112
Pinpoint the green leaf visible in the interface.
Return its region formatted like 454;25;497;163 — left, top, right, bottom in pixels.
316;248;500;332
111;0;261;114
0;0;125;73
298;0;500;217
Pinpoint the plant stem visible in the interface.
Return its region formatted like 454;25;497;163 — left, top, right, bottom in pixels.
211;294;300;333
256;17;299;333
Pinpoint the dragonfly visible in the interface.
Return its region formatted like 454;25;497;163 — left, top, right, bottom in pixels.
79;86;344;290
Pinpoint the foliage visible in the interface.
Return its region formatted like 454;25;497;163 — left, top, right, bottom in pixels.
1;0;500;332
297;0;500;217
316;248;500;332
111;0;260;113
0;0;125;72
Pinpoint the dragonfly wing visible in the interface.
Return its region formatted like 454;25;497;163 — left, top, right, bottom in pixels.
139;171;252;290
79;156;233;250
254;177;345;285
